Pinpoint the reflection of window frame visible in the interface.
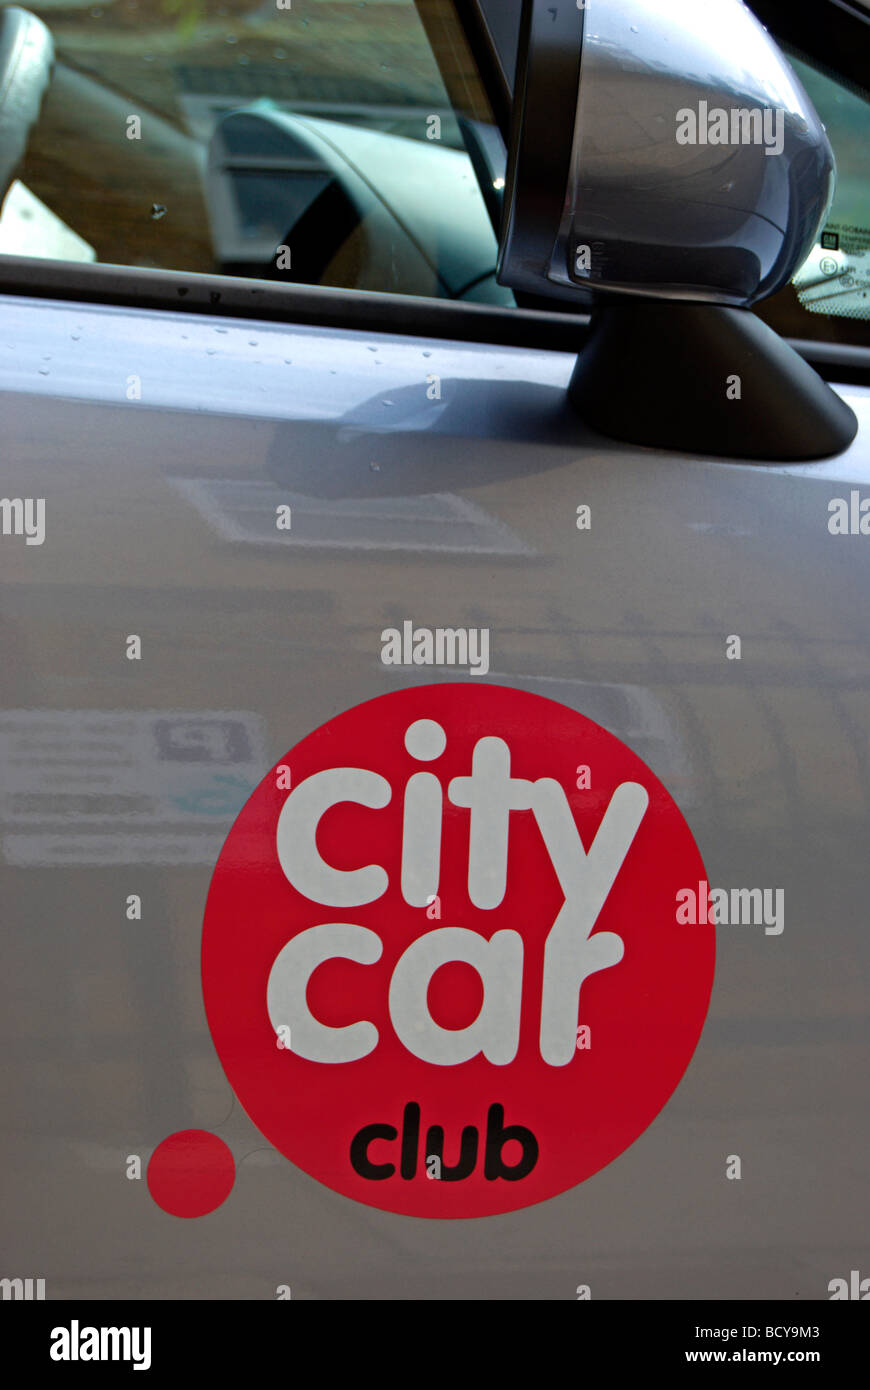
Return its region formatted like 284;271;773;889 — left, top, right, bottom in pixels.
170;476;533;556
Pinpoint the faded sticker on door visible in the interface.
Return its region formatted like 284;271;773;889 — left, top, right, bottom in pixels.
0;710;265;865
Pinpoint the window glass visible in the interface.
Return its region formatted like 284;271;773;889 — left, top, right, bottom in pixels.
789;57;870;325
0;0;512;304
759;46;870;346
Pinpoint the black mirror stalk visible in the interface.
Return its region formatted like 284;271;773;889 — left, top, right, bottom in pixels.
569;301;858;461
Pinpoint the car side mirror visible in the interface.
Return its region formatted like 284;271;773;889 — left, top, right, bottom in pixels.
497;0;858;461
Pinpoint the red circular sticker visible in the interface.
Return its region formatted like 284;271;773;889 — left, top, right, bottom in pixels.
202;684;714;1218
147;1130;235;1218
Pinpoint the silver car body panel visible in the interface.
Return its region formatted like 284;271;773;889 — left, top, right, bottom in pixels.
1;292;869;1297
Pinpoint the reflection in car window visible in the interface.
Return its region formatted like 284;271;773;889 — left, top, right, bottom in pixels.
0;0;512;304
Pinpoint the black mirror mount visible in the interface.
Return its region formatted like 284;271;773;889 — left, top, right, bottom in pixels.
570;300;858;462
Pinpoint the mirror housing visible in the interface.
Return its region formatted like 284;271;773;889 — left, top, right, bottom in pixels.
497;0;858;460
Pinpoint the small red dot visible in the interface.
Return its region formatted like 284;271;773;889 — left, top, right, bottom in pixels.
147;1130;235;1218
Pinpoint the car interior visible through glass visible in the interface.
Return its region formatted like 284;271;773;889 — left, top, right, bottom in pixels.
0;0;513;304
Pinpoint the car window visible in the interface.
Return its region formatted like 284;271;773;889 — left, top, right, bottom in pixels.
751;41;870;348
0;0;513;304
788;56;870;327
